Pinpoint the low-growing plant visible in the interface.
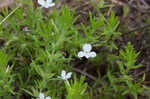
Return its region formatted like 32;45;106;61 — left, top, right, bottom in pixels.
0;49;14;98
0;0;149;99
97;42;146;99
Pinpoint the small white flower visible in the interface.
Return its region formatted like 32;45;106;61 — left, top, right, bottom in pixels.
78;43;96;58
39;93;51;99
6;65;10;72
59;70;72;80
38;0;55;8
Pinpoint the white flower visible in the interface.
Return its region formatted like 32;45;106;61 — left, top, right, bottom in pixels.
78;43;96;58
39;93;51;99
59;70;72;80
6;65;10;72
38;0;55;8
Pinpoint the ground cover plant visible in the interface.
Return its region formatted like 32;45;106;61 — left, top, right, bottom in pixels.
0;0;150;99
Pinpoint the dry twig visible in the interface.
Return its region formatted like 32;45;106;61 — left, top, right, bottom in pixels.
72;67;97;81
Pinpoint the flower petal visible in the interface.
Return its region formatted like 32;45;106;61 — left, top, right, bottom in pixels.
66;72;72;79
48;3;55;7
78;51;85;58
45;96;51;99
89;52;96;58
83;44;92;52
46;0;55;7
46;0;52;3
38;0;45;6
39;93;45;99
43;4;51;8
61;70;66;80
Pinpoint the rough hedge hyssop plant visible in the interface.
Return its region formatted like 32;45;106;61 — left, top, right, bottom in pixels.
0;0;149;99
